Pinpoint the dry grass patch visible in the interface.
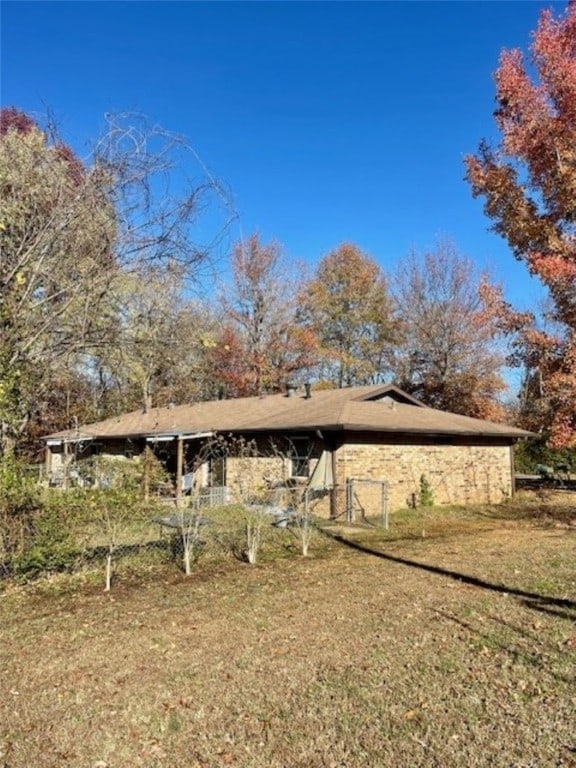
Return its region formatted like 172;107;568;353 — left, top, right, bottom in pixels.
1;506;575;767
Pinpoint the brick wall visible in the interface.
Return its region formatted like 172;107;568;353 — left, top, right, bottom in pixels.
333;438;513;516
48;431;514;517
225;453;323;509
216;434;320;506
209;435;514;518
225;455;287;504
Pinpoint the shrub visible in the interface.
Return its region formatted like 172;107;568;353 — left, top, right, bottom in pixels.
12;502;80;578
0;458;80;578
515;437;576;474
74;450;170;497
418;474;434;508
0;456;41;575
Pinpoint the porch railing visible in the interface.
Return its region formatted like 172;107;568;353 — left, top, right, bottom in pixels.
191;486;229;510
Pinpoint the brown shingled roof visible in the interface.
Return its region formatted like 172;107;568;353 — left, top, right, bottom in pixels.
46;384;533;442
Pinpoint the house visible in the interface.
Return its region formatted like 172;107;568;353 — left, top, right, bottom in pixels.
44;384;532;517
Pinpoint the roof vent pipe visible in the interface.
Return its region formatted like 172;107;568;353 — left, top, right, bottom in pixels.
305;382;312;399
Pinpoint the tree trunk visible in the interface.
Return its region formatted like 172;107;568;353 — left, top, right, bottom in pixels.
105;552;113;591
183;541;192;576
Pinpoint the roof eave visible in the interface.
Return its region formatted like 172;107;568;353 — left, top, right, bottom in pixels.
340;423;534;438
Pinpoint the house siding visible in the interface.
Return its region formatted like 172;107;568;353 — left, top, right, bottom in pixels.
222;434;324;507
331;438;513;517
225;455;286;503
46;429;516;517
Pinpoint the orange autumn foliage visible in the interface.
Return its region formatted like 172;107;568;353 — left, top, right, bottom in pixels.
465;3;576;446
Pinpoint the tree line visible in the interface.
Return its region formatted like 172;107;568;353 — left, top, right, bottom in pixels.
1;1;574;458
0;105;506;458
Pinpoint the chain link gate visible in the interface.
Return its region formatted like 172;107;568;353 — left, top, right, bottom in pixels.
345;478;389;528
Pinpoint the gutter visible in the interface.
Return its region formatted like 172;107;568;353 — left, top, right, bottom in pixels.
45;435;94;446
230;424;534;439
145;431;214;442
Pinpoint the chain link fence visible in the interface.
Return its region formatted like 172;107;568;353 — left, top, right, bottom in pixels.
0;484;316;588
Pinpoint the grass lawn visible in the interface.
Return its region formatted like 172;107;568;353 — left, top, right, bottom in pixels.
1;503;575;767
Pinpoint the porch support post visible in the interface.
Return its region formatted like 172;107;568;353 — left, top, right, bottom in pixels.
330;443;339;519
62;441;69;490
176;436;184;507
510;442;516;498
44;444;51;482
143;448;150;502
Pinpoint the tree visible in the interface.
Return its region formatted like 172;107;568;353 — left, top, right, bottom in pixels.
0;109;116;453
214;234;317;396
299;243;396;387
465;3;576;444
84;484;149;591
21;370;104;462
0;108;230;454
98;262;218;413
390;242;506;420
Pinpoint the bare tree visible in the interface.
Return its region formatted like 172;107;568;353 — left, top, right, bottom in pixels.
390;240;506;420
91;112;234;275
0;110;116;452
0;109;233;453
226;436;273;565
99;262;218;413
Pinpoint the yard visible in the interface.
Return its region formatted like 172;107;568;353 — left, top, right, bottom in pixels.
1;502;575;768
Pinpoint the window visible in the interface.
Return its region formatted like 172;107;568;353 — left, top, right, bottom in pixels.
208;455;227;487
289;438;311;478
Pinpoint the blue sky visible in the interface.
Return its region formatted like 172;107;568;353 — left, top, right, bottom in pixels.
2;1;566;309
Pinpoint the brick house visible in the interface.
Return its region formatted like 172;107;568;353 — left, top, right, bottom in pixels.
44;384;532;516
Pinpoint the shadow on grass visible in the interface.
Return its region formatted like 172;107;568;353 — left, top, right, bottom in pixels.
518;599;576;622
432;608;574;685
324;530;576;613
